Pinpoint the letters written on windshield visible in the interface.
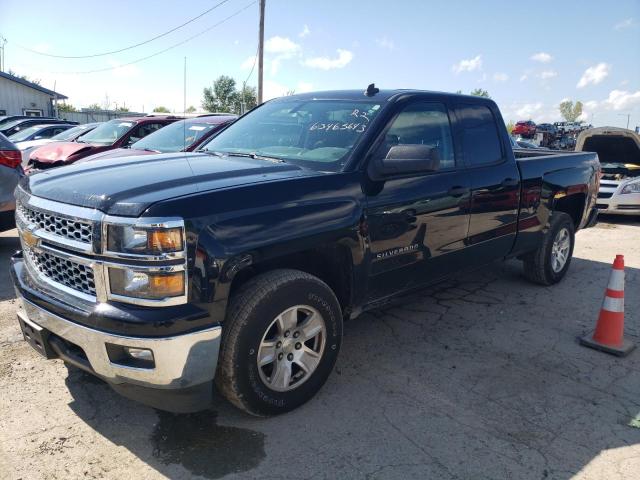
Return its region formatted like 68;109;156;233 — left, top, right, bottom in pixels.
200;100;382;171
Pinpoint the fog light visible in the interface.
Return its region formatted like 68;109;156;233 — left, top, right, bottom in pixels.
125;347;154;362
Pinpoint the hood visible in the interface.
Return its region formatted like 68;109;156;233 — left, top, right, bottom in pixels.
21;152;317;216
15;138;53;151
29;141;103;163
576;127;640;166
74;148;153;164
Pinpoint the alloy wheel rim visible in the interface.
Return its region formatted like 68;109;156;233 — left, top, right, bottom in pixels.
257;305;326;392
551;227;571;273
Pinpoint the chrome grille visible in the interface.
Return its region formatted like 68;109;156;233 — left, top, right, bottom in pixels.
24;247;96;297
17;203;93;244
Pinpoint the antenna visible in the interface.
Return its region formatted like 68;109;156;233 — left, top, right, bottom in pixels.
183;56;187;152
365;83;379;97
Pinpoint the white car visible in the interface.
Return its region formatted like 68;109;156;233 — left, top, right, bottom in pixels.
14;122;101;165
576;127;640;216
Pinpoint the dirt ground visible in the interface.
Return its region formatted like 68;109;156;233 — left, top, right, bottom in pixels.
1;215;639;480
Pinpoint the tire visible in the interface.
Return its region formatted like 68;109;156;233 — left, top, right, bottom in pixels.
216;269;343;416
522;212;575;285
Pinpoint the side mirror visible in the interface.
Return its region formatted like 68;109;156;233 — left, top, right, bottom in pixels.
368;144;440;181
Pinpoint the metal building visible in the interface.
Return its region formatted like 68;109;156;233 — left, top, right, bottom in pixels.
0;71;67;117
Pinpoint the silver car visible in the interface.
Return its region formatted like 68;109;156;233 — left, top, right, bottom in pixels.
0;132;23;231
576;127;640;216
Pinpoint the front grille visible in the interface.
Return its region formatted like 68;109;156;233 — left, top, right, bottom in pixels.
617;205;640;210
24;247;96;296
18;203;93;244
597;192;614;199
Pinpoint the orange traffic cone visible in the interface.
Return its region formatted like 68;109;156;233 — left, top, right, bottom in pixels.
580;255;635;357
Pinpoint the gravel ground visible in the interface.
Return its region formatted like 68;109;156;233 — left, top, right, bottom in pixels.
1;216;639;480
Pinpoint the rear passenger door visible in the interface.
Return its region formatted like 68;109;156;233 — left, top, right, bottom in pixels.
453;103;520;262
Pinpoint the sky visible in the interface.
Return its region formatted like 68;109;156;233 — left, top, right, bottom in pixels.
1;0;639;128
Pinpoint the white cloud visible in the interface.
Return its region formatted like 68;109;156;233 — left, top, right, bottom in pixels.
302;49;353;70
493;72;509;82
240;56;257;70
614;18;635;30
452;54;482;74
516;102;543;118
376;36;395;51
603;90;640;110
265;36;301;55
531;52;553;63
519;74;528;82
538;70;557;80
264;80;314;100
299;25;310;38
577;63;610;88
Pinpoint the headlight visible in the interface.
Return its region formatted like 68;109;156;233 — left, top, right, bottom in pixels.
108;268;185;300
621;180;640;194
107;224;183;255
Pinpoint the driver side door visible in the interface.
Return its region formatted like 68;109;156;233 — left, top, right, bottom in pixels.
364;99;471;302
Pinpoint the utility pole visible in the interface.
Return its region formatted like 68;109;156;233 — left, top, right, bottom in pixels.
257;0;265;104
0;35;7;72
618;113;631;130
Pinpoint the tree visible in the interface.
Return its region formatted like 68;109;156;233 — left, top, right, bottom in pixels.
115;106;130;113
238;85;257;110
185;105;197;113
505;120;515;134
86;103;102;111
559;100;583;122
153;106;170;113
470;88;491;98
58;102;77;112
7;69;41;85
202;76;258;113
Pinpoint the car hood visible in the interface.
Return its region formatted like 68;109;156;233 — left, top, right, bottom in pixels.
20;152;317;216
74;148;153;164
29;142;102;163
15;138;54;151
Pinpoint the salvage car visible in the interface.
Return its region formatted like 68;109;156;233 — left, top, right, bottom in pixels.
76;115;236;163
16;123;101;165
9;123;75;143
512;120;536;138
0;133;23;231
27;116;180;170
11;88;599;416
0;118;78;137
577;127;640;215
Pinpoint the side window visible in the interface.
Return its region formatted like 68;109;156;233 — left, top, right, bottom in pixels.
375;102;455;170
138;122;164;138
456;104;503;166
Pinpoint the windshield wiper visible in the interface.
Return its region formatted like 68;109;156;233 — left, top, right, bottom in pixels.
198;150;284;162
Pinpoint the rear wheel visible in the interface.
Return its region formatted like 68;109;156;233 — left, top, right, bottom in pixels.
522;212;575;285
216;269;342;416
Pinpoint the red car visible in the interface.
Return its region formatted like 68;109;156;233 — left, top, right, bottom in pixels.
27;115;181;170
512;120;536;138
75;115;237;164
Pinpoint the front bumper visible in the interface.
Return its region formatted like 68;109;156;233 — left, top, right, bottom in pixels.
16;293;221;389
596;188;640;216
12;256;222;412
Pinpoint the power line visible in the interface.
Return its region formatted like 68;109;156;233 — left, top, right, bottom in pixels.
16;0;233;59
49;1;256;75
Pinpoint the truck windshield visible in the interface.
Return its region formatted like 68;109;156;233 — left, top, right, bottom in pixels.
200;99;383;171
132;120;219;153
77;119;134;145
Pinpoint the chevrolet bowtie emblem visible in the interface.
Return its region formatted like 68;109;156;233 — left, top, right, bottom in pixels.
22;229;39;248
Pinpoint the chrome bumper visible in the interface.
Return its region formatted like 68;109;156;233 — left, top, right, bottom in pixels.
16;292;222;389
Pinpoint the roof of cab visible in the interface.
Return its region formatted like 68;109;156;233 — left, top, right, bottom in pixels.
272;89;495;104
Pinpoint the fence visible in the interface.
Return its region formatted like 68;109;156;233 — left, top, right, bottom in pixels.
57;109;146;124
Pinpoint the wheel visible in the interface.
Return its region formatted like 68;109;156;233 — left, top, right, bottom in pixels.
216;269;343;416
522;212;575;285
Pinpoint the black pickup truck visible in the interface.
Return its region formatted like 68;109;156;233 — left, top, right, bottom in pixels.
11;88;599;415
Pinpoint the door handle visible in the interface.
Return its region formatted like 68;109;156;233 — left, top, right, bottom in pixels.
501;178;519;188
448;186;470;197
